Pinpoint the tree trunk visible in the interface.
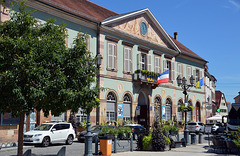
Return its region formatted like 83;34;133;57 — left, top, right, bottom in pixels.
17;113;24;156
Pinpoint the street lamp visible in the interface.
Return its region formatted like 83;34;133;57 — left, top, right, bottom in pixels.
85;53;102;156
176;75;194;145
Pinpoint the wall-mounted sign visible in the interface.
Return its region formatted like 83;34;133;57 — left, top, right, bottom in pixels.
136;106;140;116
162;106;166;119
117;103;123;118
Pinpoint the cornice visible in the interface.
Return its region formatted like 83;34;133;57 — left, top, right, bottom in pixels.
101;25;179;56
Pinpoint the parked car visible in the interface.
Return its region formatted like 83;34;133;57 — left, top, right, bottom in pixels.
23;122;76;147
124;124;146;140
77;125;114;143
211;123;226;134
187;122;205;134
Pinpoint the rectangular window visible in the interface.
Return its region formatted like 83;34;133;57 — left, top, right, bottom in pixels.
154;57;161;73
108;43;117;70
195;69;200;82
124;47;132;73
163;60;174;81
140;53;146;70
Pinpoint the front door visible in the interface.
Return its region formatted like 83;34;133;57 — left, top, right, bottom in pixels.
137;92;149;129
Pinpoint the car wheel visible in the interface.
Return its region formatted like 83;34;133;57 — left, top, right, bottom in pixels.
42;137;50;147
66;135;73;145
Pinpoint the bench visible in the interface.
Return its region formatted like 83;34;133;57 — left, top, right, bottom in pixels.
174;141;186;148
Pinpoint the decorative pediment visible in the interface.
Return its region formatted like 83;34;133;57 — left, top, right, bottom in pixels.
102;9;180;52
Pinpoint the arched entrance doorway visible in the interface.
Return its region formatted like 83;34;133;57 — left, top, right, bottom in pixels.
196;102;201;122
137;92;149;129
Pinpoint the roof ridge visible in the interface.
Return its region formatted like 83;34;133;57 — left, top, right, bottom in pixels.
87;0;119;15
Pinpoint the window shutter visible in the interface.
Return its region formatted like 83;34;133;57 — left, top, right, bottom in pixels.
124;48;128;72
154;57;158;73
129;49;132;73
113;44;116;70
147;54;152;71
171;62;175;81
193;69;196;84
137;53;140;70
108;43;112;69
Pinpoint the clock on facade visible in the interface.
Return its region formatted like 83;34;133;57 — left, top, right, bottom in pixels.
140;21;147;35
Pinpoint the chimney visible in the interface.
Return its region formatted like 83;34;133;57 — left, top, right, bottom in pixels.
174;32;178;40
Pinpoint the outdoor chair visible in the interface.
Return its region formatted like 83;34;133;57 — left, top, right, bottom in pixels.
214;137;227;154
226;140;240;154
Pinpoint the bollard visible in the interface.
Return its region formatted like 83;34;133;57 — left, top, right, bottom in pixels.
190;133;197;144
198;133;202;144
113;136;117;153
95;136;98;155
130;133;133;152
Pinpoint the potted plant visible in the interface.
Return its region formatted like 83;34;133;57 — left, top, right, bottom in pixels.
142;131;152;150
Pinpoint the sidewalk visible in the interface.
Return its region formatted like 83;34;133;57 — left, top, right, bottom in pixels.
112;142;223;156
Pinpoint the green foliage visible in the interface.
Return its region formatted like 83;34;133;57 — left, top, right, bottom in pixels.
231;126;240;147
0;1;100;117
98;126;132;137
178;120;185;125
151;122;171;151
134;69;159;77
178;104;193;112
142;132;152;150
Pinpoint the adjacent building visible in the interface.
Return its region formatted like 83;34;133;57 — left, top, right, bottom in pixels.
1;0;212;142
214;91;228;116
204;65;217;120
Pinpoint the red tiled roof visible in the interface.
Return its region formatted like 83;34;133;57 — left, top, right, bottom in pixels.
169;36;206;62
37;0;118;22
215;91;222;107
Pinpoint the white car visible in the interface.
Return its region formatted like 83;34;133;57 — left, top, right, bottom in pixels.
187;122;205;134
23;122;76;147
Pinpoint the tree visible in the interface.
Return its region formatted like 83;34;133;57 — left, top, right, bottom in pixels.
0;2;100;155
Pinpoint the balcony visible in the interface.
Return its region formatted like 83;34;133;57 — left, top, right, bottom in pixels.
133;70;159;89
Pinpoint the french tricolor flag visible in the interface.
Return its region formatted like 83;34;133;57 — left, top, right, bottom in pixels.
156;70;169;85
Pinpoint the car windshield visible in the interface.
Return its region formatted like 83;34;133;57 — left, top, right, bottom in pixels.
188;123;196;125
34;124;53;131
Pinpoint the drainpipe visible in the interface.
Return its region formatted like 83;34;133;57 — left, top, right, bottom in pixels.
96;22;101;125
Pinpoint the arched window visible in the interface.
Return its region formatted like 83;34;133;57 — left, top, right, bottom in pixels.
123;94;131;121
166;98;172;121
187;101;193;121
154;97;161;121
107;92;116;121
178;99;183;121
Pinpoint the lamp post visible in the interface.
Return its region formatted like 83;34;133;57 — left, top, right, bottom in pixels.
85;53;102;156
176;75;194;145
96;53;102;125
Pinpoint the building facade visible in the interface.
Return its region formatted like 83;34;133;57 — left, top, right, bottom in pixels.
215;91;228;117
1;0;210;142
204;65;217;120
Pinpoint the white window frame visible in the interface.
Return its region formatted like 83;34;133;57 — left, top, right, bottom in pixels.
140;53;146;70
163;59;174;81
124;47;132;73
108;42;117;70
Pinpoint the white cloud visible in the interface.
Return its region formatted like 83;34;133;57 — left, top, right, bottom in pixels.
229;0;240;9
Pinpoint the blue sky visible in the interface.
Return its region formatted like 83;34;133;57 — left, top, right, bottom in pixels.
90;0;240;103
